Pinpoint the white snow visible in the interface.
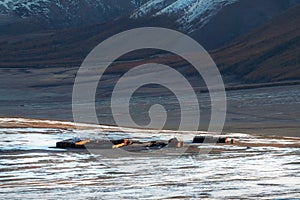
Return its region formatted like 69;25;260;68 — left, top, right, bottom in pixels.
0;0;240;32
131;0;240;32
0;0;50;14
131;0;170;18
0;0;105;15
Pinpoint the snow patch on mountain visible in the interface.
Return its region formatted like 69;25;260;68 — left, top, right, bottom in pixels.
0;0;50;15
131;0;174;17
0;0;240;31
0;0;147;28
131;0;148;7
0;0;148;20
132;0;239;32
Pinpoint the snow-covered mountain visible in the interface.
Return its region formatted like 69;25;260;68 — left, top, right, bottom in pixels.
0;0;239;31
0;0;299;85
0;0;147;28
0;0;148;15
131;0;239;32
0;0;298;37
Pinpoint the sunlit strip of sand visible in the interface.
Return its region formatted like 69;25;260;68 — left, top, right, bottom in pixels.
0;117;115;130
0;117;205;135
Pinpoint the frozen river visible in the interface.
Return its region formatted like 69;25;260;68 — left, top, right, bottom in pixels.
0;119;299;199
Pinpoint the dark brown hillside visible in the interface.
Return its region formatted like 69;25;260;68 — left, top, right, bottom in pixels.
191;0;299;49
0;4;299;85
211;5;300;83
0;16;178;68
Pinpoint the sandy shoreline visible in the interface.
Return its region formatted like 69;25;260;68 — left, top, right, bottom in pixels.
1;116;299;137
0;117;205;135
1;117;300;150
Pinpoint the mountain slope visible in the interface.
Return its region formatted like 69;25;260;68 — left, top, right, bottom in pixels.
0;0;240;34
211;4;300;83
0;16;178;68
191;0;300;49
130;0;299;49
0;0;147;32
131;0;239;32
0;1;299;84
